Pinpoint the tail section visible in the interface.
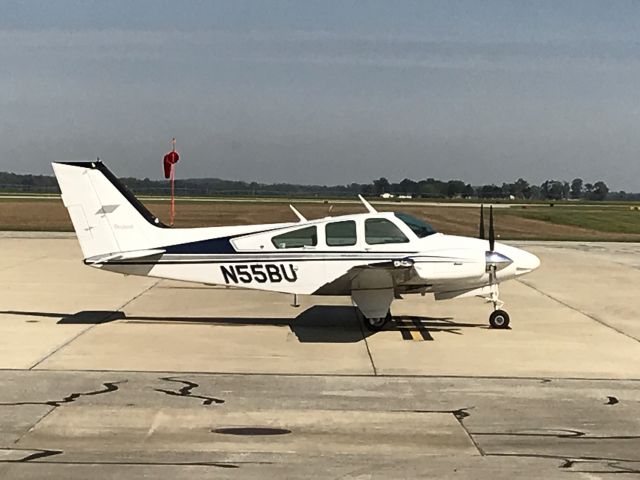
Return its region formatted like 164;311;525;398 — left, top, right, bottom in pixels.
52;161;165;260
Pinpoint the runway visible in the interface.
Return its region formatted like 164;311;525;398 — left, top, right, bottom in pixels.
1;237;639;478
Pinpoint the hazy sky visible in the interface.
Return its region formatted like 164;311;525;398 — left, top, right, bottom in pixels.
2;1;640;190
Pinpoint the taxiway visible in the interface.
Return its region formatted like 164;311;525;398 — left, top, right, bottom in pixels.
0;236;639;478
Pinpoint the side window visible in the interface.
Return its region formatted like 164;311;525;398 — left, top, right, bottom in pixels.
272;226;317;249
326;220;357;247
365;218;409;245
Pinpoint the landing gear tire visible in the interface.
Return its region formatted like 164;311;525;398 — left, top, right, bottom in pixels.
362;311;392;332
489;310;510;329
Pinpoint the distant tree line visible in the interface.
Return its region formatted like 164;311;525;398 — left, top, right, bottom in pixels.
0;170;636;201
359;176;623;201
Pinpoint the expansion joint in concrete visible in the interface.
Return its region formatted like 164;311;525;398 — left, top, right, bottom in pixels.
27;280;162;369
517;279;640;344
355;310;377;376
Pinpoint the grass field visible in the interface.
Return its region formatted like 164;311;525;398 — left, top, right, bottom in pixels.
503;205;640;235
1;196;640;241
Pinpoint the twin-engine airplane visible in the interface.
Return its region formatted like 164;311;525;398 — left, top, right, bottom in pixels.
52;161;540;331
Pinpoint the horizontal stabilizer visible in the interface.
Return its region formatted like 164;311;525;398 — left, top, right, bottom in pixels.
86;248;166;264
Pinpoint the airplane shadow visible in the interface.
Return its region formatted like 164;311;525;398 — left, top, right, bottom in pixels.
0;308;485;344
391;315;487;341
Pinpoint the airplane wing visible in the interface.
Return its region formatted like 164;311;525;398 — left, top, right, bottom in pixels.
314;257;420;295
315;251;485;296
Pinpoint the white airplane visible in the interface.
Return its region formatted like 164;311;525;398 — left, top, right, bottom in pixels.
52;161;540;331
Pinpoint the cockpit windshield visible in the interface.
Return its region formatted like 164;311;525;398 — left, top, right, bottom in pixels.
394;212;437;238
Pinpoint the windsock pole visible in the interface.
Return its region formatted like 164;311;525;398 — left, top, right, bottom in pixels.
170;138;176;226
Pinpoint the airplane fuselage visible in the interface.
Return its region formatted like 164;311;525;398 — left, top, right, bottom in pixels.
52;161;540;329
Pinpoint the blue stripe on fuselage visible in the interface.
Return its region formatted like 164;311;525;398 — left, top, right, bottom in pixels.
164;237;236;254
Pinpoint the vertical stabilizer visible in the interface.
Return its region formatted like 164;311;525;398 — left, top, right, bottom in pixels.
52;161;164;260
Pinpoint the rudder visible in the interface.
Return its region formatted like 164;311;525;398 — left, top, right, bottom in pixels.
52;161;165;260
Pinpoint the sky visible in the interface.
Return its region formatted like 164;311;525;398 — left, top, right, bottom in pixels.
1;0;640;191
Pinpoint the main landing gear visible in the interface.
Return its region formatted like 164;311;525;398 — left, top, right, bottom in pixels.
362;310;392;332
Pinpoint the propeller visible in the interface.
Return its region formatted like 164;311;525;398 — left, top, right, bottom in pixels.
488;205;495;252
480;204;511;271
478;204;495;251
478;204;511;315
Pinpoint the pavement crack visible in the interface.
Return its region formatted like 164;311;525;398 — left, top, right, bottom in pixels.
597;462;640;474
154;377;225;405
605;395;619;405
0;448;64;463
453;407;472;421
18;449;63;462
559;459;574;469
391;406;483;455
0;453;248;467
490;453;640;474
473;428;640;440
0;381;125;407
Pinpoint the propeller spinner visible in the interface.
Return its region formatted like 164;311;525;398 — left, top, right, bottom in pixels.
480;204;512;271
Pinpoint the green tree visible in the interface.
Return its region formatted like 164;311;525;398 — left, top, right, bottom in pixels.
591;181;609;201
513;178;531;199
584;183;594;197
463;184;475;198
570;178;583;199
446;180;466;197
372;177;390;195
399;178;417;195
540;180;565;200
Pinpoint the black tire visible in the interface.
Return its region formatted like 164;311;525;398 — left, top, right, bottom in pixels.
362;310;392;332
489;310;510;329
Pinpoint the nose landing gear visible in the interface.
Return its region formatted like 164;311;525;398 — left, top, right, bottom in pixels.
487;284;510;329
479;205;512;329
489;309;510;329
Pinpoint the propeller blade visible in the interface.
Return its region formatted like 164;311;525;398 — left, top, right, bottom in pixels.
479;205;485;240
489;205;495;251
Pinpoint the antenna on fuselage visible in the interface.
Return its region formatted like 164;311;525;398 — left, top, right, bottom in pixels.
358;194;377;213
289;205;307;222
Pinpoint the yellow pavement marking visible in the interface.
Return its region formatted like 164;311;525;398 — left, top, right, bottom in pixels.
409;321;424;341
396;318;424;341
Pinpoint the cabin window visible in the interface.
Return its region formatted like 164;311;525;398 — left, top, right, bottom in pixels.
394;212;437;238
326;220;357;247
272;226;317;249
365;218;409;245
